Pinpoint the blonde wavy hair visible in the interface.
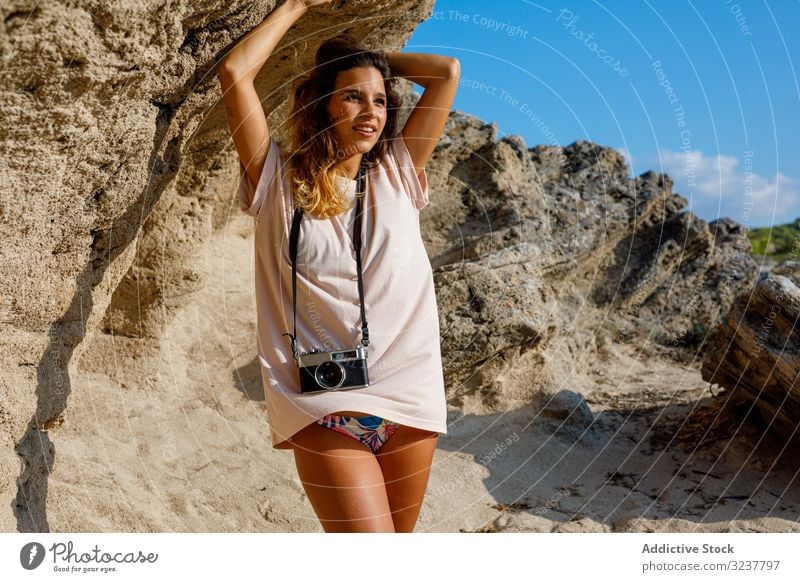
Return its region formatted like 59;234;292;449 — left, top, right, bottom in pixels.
284;35;403;218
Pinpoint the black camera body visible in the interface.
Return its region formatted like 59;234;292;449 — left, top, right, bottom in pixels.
297;345;370;394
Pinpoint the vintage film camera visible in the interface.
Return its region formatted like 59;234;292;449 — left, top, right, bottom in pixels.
296;345;370;394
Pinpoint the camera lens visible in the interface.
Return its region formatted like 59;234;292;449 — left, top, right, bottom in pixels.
315;361;344;389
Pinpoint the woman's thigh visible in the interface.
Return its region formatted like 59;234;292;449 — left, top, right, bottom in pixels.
290;421;395;532
375;425;439;533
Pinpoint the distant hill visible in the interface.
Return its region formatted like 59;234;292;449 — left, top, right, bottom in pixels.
748;218;800;262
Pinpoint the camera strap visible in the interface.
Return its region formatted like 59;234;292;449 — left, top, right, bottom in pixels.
282;161;370;360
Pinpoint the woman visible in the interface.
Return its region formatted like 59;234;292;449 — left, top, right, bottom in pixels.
219;0;459;533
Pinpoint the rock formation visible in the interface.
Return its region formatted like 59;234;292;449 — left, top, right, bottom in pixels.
426;111;758;413
701;275;800;446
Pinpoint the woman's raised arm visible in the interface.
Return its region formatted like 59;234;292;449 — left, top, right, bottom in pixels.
219;0;330;195
386;52;461;175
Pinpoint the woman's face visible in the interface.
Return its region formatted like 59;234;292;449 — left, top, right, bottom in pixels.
326;66;388;158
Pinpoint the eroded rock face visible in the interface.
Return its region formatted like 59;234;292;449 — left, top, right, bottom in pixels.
1;0;434;532
701;276;800;445
421;110;758;412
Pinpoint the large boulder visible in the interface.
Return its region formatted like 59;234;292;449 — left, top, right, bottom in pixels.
701;275;800;445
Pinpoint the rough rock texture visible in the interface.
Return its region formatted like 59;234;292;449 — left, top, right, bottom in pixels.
772;260;800;288
3;1;793;534
427;113;759;413
701;275;800;446
1;0;434;532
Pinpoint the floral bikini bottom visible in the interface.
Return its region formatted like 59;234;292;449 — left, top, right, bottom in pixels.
315;414;401;454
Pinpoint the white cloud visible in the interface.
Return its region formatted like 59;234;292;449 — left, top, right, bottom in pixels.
641;149;798;228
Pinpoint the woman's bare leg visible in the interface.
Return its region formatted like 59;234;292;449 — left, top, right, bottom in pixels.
290;421;395;532
375;425;439;533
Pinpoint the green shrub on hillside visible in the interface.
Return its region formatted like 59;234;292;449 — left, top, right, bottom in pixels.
747;218;800;262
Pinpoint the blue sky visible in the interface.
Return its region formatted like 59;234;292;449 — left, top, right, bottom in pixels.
405;0;799;228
